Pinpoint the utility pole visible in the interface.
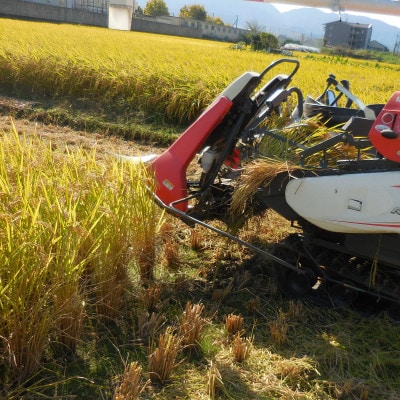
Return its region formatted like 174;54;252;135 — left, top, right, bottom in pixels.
393;34;400;54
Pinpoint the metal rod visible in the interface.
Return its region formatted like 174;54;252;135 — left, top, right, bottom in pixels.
151;191;305;274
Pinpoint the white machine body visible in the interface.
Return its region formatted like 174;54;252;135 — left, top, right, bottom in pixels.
285;171;400;234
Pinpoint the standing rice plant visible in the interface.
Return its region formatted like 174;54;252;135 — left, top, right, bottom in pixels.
0;127;93;383
36;156;100;351
0;19;398;126
130;167;164;283
0;123;162;389
70;153;162;320
82;158;142;319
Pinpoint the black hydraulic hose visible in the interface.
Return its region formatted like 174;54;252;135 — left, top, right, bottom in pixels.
326;276;400;304
200;111;249;190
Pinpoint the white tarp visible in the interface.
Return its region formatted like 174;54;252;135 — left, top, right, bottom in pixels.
108;0;134;31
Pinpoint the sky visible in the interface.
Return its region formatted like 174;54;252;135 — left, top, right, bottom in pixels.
139;0;400;28
272;3;400;28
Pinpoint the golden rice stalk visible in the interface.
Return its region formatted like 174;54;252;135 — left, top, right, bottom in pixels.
229;160;292;217
231;333;252;363
137;311;165;341
163;238;180;270
189;229;203;251
179;302;206;350
113;361;149;400
225;313;244;337
211;282;233;303
287;300;305;320
148;328;182;384
268;311;289;346
207;362;224;399
142;284;163;312
54;291;86;353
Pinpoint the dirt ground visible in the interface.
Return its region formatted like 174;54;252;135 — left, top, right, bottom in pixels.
0;96;162;158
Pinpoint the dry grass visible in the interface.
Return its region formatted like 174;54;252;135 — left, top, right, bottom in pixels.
268;311;289;346
163;238;180;270
287;300;306;320
225;313;244;337
148;328;182;384
245;297;261;314
179;302;207;351
190;229;204;251
207;362;225;399
231;334;252;363
113;361;149;400
211;282;233;303
137;312;165;342
142;284;163;312
327;378;369;400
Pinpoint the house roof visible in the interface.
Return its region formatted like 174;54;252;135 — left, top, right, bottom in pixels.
325;20;372;29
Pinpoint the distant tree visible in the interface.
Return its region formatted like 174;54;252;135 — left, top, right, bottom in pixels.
246;20;264;34
243;20;262;48
179;4;207;21
243;20;278;51
261;32;279;49
135;5;143;15
144;0;169;17
207;16;224;25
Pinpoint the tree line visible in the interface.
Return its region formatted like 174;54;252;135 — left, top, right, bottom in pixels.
140;0;223;25
139;0;279;50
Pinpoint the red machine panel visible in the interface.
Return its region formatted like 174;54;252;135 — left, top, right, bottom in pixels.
368;91;400;163
149;96;233;211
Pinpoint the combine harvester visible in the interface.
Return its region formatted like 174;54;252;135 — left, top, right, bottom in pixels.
121;57;400;318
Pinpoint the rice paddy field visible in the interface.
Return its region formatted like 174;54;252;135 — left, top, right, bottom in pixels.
1;17;400;400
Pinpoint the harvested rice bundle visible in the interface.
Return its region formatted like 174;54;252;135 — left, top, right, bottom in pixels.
229;159;294;218
257;115;329;159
